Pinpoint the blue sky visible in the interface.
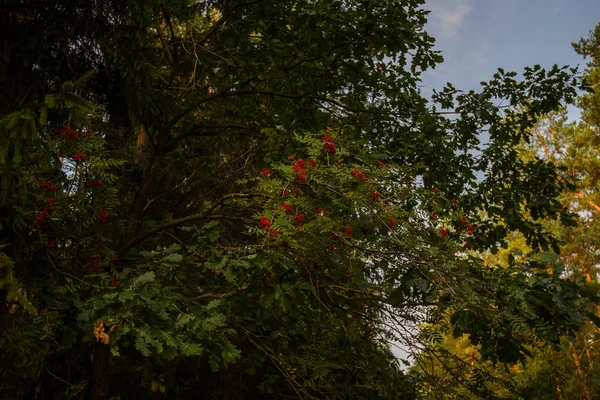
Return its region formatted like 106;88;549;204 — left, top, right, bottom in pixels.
420;0;600;119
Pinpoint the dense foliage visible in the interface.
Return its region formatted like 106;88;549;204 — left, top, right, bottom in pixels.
0;1;595;399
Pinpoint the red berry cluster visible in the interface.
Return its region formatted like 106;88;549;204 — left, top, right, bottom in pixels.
88;179;101;189
292;159;307;183
36;198;57;228
259;217;272;229
109;277;120;288
351;168;367;180
72;152;88;163
36;210;50;226
459;215;474;234
326;244;343;254
322;135;336;154
284;199;314;228
440;229;449;239
317;207;326;216
258;216;280;237
369;191;380;204
85;254;103;272
41;180;57;192
388;215;396;227
262;168;272;177
308;160;317;167
96;208;109;223
53;125;78;141
344;226;354;237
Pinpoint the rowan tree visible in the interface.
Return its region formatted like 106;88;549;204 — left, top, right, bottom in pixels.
0;1;594;399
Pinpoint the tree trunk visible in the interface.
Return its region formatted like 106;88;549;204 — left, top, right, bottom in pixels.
87;344;110;400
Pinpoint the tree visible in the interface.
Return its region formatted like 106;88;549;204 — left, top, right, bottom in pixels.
415;22;600;400
0;1;592;398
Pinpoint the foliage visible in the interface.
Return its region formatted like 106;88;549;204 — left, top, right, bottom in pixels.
0;1;592;399
415;22;600;400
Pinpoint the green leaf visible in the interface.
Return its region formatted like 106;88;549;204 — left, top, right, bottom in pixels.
162;253;183;263
180;342;204;357
175;313;193;328
118;289;135;303
135;335;152;357
221;342;241;365
77;309;93;322
533;252;559;262
103;292;118;301
110;345;121;357
133;272;156;286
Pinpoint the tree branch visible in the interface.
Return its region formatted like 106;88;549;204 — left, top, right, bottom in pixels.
120;215;249;255
197;0;263;46
166;124;258;150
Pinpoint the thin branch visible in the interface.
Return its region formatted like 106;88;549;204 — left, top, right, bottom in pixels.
535;126;551;160
432;104;512;115
238;325;319;400
186;283;248;302
166;123;259;150
143;169;200;212
120;215;249;254
576;189;600;212
46;251;84;283
45;367;77;388
167;87;406;132
197;0;263;46
205;193;266;215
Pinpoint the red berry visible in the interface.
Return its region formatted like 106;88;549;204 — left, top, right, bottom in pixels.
323;143;337;154
389;215;396;226
259;217;272;229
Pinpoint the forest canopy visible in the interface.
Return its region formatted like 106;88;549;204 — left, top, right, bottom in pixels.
0;1;597;399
